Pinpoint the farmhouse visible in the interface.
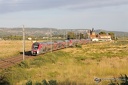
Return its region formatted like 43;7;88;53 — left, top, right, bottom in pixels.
90;35;99;41
98;35;112;41
87;28;99;41
87;28;112;42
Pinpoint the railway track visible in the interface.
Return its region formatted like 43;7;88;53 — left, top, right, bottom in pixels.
0;50;59;69
0;51;33;69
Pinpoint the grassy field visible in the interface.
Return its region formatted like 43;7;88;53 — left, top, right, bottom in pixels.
0;40;128;85
0;40;32;59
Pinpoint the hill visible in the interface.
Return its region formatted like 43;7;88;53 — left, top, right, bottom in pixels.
0;28;128;39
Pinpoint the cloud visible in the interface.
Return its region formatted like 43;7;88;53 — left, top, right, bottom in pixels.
67;0;128;9
0;0;128;14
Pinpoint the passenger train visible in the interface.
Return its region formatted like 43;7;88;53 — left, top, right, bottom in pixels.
31;39;90;56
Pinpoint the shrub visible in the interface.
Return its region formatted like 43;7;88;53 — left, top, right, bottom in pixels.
0;75;10;85
35;81;42;85
42;79;49;85
26;79;57;85
26;80;32;85
48;80;57;85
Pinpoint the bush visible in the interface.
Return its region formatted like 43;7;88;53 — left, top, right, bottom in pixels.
0;75;10;85
42;79;49;85
26;80;32;85
26;79;57;85
48;80;57;85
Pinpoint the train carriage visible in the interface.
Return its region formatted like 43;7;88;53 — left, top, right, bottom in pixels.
65;40;69;47
31;42;48;55
31;39;90;56
56;40;66;49
52;41;58;51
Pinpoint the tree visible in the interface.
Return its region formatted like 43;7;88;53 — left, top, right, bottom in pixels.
67;32;75;39
80;33;84;39
99;31;106;35
67;31;88;39
108;32;115;40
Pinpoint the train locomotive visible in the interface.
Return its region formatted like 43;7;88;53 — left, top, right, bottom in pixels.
31;39;89;56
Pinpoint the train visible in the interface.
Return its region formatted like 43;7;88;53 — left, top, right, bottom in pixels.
31;39;90;56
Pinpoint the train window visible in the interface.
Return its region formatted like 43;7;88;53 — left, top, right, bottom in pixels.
33;45;38;49
33;43;39;49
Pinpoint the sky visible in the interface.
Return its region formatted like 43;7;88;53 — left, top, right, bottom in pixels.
0;0;128;32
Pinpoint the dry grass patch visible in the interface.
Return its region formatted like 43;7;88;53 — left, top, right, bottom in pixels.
17;56;128;85
0;40;32;58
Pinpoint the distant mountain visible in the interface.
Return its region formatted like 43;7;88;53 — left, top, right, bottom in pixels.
0;28;87;37
0;28;128;38
0;28;53;37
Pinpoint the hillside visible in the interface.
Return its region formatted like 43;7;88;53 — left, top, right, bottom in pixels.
0;28;128;38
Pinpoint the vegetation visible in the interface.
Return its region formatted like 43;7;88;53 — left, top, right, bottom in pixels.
67;32;87;39
99;31;117;40
2;35;23;40
0;40;128;85
0;40;32;59
108;32;115;40
99;31;107;35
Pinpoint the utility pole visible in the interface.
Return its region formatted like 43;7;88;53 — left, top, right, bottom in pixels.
79;31;80;39
22;25;25;61
65;30;67;48
50;28;52;53
75;32;77;39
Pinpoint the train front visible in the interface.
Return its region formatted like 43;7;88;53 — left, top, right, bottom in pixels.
31;42;40;55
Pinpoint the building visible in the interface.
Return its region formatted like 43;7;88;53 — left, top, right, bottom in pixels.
87;28;112;42
87;28;99;41
98;35;112;41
